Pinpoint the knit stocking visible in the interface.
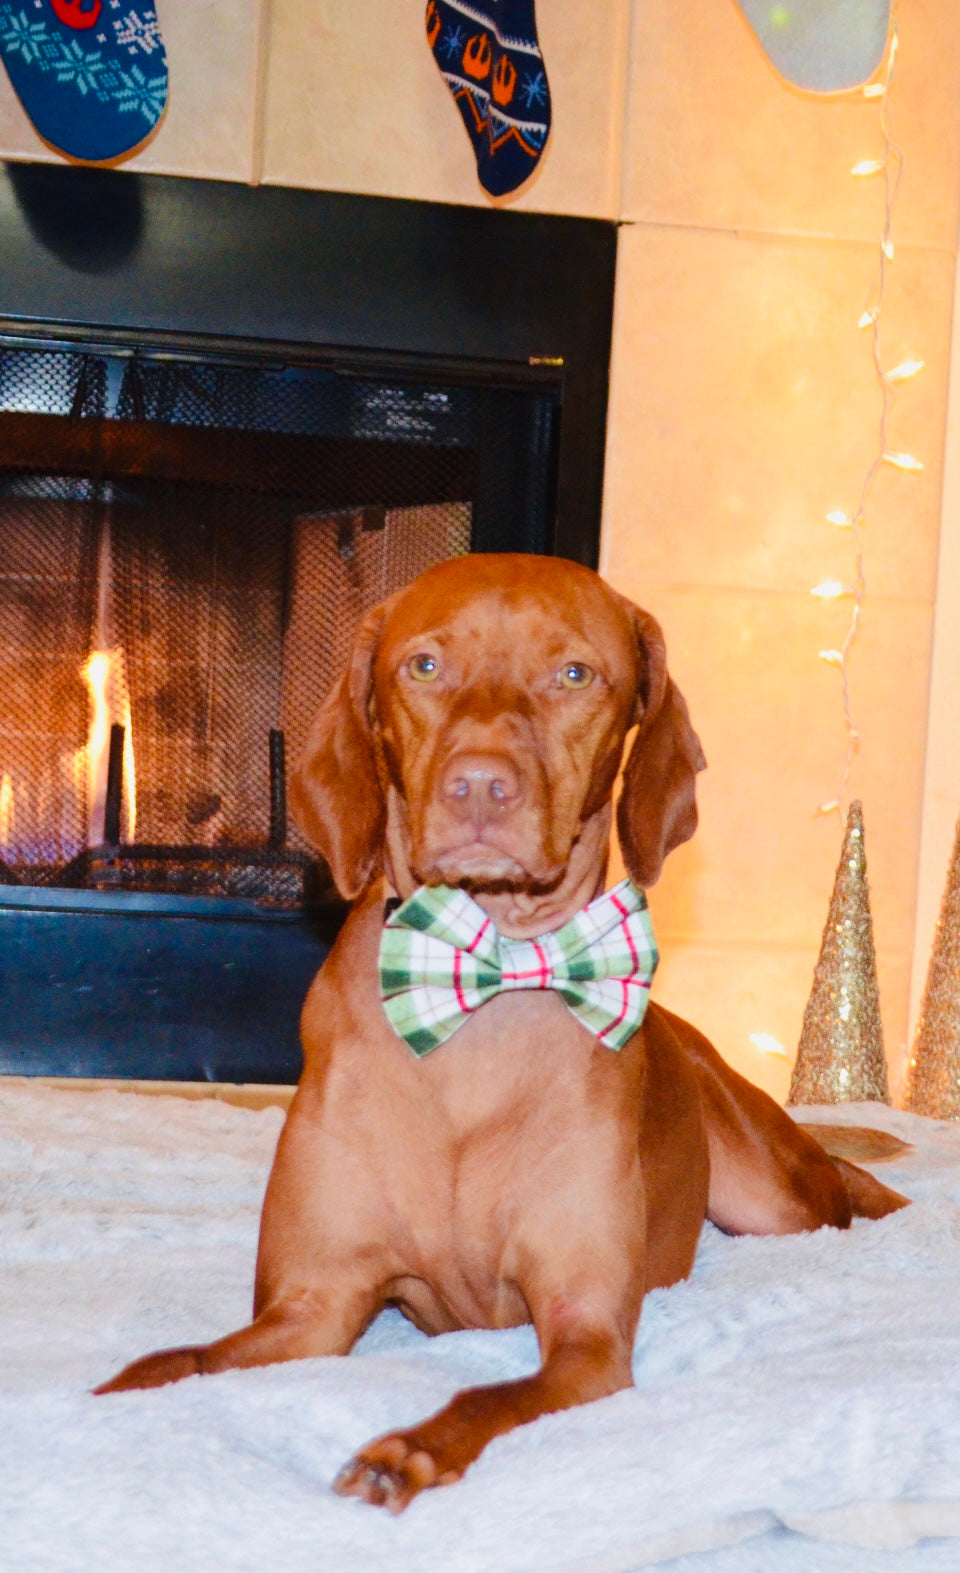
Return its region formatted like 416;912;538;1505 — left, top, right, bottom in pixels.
427;0;550;198
0;1;167;165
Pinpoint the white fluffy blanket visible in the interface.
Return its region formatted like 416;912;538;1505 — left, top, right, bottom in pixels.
2;1083;960;1573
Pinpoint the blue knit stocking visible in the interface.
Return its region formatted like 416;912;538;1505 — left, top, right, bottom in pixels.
0;1;167;165
427;0;551;198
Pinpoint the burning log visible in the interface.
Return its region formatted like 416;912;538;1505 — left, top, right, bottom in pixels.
268;729;287;850
103;723;125;846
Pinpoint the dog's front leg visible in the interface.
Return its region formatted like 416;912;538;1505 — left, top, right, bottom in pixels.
94;1275;382;1394
335;1283;641;1512
95;1082;394;1396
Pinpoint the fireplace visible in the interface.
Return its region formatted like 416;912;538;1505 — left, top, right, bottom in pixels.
0;163;615;1083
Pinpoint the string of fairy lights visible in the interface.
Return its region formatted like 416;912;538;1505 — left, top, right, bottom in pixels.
814;17;923;820
749;12;919;1070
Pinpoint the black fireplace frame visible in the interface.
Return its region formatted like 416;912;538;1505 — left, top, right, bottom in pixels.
0;163;617;1085
0;162;616;562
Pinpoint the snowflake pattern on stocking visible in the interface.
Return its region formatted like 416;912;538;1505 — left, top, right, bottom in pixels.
114;9;162;57
0;0;167;160
47;36;108;96
114;58;162;118
0;8;45;64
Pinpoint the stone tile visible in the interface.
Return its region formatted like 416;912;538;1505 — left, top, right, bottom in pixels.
910;266;960;1033
602;223;950;602
622;0;960;252
605;586;930;969
128;0;269;181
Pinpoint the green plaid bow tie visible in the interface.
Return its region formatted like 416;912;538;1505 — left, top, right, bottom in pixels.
379;878;658;1056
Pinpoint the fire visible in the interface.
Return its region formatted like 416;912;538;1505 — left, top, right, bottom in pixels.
70;520;138;848
77;647;137;844
0;771;13;850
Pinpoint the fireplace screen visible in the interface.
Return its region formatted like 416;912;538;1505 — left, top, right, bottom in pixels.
0;343;560;906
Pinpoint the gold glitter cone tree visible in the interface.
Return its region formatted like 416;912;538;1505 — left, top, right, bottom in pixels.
904;812;960;1118
789;800;890;1105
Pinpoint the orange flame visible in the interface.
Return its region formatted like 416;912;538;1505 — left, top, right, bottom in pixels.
0;771;13;851
77;648;137;843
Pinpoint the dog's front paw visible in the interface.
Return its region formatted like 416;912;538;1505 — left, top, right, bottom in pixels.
334;1431;461;1512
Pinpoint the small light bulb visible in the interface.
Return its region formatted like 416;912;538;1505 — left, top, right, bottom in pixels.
885;358;924;382
883;239;895;261
819;649;845;667
825;510;853;528
862;83;885;98
884;450;924;471
851;158;884;177
811;580;852;599
815;799;841;817
858;308;878;329
749;1033;789;1059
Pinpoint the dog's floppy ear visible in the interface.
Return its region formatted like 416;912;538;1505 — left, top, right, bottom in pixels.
289;607;386;901
616;606;707;889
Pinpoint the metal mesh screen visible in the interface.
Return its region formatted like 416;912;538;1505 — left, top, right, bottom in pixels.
0;344;557;903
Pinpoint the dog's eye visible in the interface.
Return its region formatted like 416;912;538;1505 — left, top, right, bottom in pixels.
409;653;440;683
558;662;594;690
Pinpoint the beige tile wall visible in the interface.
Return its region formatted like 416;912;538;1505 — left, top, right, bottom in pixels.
623;0;960;251
911;249;960;1038
603;0;960;1099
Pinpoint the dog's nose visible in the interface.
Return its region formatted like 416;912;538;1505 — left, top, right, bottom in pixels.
439;753;523;824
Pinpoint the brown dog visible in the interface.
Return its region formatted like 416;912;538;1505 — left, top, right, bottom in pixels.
97;554;907;1510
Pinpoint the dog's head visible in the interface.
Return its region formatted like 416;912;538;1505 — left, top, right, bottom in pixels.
290;555;705;904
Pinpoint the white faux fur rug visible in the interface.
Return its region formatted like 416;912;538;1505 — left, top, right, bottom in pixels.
2;1083;960;1573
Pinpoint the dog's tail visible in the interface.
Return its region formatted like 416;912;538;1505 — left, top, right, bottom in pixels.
831;1155;909;1219
796;1126;906;1220
796;1122;910;1219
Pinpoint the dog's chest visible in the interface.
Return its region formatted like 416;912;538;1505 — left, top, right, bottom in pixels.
341;992;641;1329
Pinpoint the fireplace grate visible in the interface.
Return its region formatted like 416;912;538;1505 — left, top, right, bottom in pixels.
53;844;322;907
0;341;559;905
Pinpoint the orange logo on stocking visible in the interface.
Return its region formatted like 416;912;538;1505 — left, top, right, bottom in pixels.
426;0;441;50
49;0;102;27
463;32;492;80
492;55;517;106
